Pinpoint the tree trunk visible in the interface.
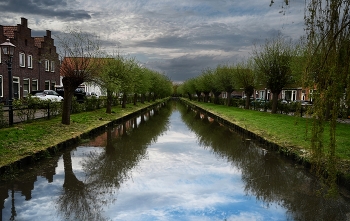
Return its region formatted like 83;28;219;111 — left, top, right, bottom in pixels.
122;93;127;108
226;90;232;106
245;96;251;109
106;89;113;114
271;92;279;114
61;77;83;125
187;92;192;101
133;93;137;105
141;94;145;104
244;87;254;109
196;91;201;102
61;87;74;125
204;92;210;102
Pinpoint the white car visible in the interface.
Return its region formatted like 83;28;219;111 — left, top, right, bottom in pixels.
30;90;64;102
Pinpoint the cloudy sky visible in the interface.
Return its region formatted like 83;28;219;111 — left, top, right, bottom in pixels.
0;0;305;82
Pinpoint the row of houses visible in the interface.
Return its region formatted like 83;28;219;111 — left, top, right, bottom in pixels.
0;17;60;103
0;17;102;104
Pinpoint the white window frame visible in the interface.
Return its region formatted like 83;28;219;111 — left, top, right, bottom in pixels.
45;59;50;71
19;52;25;67
31;79;38;91
45;80;50;90
50;61;55;72
23;78;30;97
27;55;33;69
51;81;56;90
13;77;20;98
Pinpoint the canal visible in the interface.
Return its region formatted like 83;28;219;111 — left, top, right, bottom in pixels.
1;100;350;221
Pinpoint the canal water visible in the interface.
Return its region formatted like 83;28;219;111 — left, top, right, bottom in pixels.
1;100;350;221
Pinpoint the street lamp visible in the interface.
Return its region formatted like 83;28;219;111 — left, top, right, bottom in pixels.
1;39;16;125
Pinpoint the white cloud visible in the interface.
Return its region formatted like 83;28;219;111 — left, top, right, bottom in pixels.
0;0;306;81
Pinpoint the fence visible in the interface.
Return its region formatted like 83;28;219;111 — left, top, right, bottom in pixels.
0;96;110;128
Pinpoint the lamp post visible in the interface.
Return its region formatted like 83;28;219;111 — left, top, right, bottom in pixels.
1;39;16;125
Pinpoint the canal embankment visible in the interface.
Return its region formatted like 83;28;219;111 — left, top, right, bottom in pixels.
180;98;350;191
0;99;167;176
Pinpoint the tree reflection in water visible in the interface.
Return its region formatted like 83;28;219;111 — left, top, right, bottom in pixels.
177;102;350;221
56;102;172;221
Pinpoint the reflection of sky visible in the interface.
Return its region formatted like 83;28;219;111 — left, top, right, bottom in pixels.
2;111;287;221
105;111;287;221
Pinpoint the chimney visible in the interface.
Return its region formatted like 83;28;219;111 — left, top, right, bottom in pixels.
21;17;28;27
46;30;51;38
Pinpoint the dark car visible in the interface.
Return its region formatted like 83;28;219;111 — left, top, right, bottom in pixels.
55;87;86;103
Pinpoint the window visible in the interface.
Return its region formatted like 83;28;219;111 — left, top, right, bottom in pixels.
19;53;25;67
31;79;38;91
23;79;30;97
13;77;20;99
50;61;55;72
51;82;56;90
27;55;33;69
45;60;49;71
0;75;3;97
45;81;50;90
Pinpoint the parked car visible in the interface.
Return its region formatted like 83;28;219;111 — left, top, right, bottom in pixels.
279;99;289;104
85;92;99;99
231;95;242;99
292;100;313;106
30;90;64;102
55;87;86;103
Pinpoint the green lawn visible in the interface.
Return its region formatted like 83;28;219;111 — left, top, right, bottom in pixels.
184;99;350;161
0;100;163;167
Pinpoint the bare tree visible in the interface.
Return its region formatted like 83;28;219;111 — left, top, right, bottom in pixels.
56;30;103;125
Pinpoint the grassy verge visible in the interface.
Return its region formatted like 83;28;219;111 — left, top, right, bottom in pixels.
183;99;350;164
0;100;164;168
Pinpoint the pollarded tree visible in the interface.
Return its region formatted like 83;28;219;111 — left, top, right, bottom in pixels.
149;71;172;101
191;77;202;102
119;57;138;108
57;30;103;125
201;68;222;104
253;35;296;114
97;55;124;113
197;69;215;103
214;64;236;106
234;60;257;109
135;67;152;104
182;78;196;101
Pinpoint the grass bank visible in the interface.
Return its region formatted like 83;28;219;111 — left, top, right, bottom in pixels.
0;99;165;169
182;99;350;173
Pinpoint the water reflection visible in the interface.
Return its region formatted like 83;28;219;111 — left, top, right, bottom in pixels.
178;103;350;220
1;100;350;221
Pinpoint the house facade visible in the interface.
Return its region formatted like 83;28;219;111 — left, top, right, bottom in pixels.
0;17;60;103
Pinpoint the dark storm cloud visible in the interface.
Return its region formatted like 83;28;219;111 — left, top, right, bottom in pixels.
145;54;241;82
0;0;306;82
0;0;91;20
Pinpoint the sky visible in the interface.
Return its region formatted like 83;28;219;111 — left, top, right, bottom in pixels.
0;0;306;82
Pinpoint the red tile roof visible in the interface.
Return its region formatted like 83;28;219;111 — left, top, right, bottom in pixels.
3;26;17;39
34;37;44;48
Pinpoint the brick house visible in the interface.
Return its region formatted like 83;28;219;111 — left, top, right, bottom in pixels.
0;17;60;103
